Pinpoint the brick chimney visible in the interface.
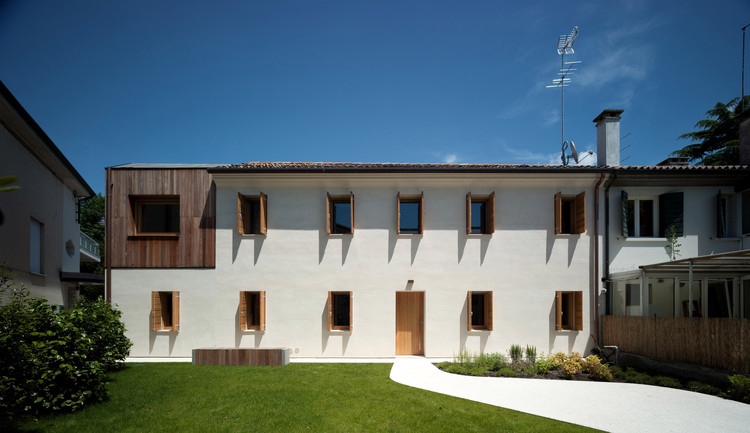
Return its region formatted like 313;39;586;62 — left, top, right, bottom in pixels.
740;110;750;165
593;109;624;167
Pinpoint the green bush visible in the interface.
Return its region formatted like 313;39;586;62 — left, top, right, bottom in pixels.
728;374;750;403
0;266;131;418
687;381;722;396
476;352;507;371
589;363;613;382
535;357;556;375
654;376;681;389
509;344;523;363
496;367;517;377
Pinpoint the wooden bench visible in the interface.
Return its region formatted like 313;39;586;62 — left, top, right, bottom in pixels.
192;348;290;366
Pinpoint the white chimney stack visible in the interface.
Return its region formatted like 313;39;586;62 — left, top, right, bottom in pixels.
593;109;624;167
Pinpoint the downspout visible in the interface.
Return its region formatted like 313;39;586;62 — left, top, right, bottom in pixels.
602;172;617;315
592;173;606;349
105;166;112;304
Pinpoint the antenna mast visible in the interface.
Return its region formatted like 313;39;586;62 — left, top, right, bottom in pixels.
546;26;581;165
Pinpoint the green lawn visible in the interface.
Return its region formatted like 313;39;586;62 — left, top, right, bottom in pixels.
10;363;599;433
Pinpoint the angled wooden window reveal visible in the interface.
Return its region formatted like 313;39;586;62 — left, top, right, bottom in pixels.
239;291;266;331
328;291;352;331
326;192;355;235
555;290;582;331
466;192;495;235
151;291;180;331
397;192;424;235
554;192;585;235
467;291;493;331
134;196;180;235
237;192;267;235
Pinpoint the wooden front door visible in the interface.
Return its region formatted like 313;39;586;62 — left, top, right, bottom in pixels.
396;292;424;355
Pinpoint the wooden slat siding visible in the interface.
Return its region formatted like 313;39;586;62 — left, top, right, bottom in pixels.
575;192;586;234
260;291;266;331
555;291;562;330
172;291;180;331
239;291;247;332
467;291;472;331
349;191;355;234
574;291;583;331
151;291;161;331
602;316;750;373
327;291;333;331
325;193;332;235
486;291;493;331
192;348;288;366
109;168;215;268
554;192;562;234
465;192;471;235
259;192;267;235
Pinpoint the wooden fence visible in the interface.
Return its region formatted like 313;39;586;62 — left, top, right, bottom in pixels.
602;316;750;373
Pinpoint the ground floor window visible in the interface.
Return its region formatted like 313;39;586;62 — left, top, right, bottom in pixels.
555;291;582;331
151;291;180;331
467;291;493;331
328;291;352;331
239;291;266;331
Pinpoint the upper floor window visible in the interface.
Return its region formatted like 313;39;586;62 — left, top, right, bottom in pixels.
620;191;683;238
238;192;267;235
466;192;495;235
135;196;180;235
326;192;354;235
397;192;423;235
622;193;655;237
717;192;738;238
554;192;585;235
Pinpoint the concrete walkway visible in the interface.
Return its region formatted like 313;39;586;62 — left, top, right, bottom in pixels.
389;356;750;433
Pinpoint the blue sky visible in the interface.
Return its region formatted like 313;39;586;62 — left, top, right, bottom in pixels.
1;0;749;194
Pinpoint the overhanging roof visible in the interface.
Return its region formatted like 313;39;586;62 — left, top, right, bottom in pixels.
639;249;750;275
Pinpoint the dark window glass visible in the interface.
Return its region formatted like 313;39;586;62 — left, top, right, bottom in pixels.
639;200;654;237
140;202;179;233
400;201;420;234
332;202;351;234
471;293;485;326
247;292;260;326
625;284;640;307
160;292;173;327
560;292;570;328
245;198;261;234
332;293;350;326
626;200;635;237
471;201;486;234
560;200;573;234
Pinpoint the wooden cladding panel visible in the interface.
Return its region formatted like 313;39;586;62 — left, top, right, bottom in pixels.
109;168;215;268
192;348;290;366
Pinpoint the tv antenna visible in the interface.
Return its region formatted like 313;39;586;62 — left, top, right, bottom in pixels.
546;26;582;166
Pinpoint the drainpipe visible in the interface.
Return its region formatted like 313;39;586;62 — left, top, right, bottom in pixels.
602;172;617;315
593;173;606;347
105;166;112;304
688;259;693;318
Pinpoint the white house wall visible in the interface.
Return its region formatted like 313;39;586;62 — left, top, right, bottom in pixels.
118;172;601;358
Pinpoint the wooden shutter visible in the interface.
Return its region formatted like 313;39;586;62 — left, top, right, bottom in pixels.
327;291;333;331
239;291;247;332
487;192;496;234
467;291;472;331
554;193;562;235
237;193;244;235
621;190;629;238
172;291;180;331
347;291;352;331
151;291;162;331
466;192;472;235
555;291;562;330
260;192;268;235
396;192;401;235
574;291;583;331
717;191;725;238
349;192;355;234
419;191;424;234
326;193;332;235
575;192;586;234
485;291;493;331
260;291;266;331
659;192;684;237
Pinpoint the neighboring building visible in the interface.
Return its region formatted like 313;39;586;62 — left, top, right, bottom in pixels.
0;81;101;308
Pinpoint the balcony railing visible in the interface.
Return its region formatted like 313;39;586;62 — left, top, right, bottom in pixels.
80;231;101;262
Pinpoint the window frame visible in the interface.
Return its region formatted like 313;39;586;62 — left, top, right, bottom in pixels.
239;291;266;331
237;192;268;236
151;291;180;332
554;192;585;235
467;291;493;331
397;192;424;235
133;196;180;236
465;192;495;235
621;191;657;238
327;291;352;331
29;218;43;275
326;192;355;235
555;290;582;331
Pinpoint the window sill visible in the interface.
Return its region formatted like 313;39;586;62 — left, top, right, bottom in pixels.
240;233;267;237
622;237;667;242
329;329;351;333
713;237;741;242
467;233;493;237
328;233;354;237
129;234;180;239
468;328;491;332
241;329;265;332
397;233;423;237
153;329;179;333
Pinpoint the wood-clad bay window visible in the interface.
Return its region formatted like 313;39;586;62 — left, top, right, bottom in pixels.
238;192;267;235
466;192;495;234
326;192;354;235
134;196;180;235
151;291;180;331
239;291;266;331
397;192;424;234
467;291;493;331
554;192;585;235
555;291;582;331
328;291;352;331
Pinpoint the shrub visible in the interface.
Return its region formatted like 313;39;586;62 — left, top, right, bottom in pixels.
63;297;132;371
728;374;750;403
687;381;722;396
535;357;556;375
589;363;613;382
476;352;507;372
561;358;582;379
521;363;538;377
654;376;681;389
581;355;602;374
549;352;568;367
525;345;537;363
496;367;517;377
509;344;523;363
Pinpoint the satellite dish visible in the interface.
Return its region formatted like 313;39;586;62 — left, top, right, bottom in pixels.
570;141;579;163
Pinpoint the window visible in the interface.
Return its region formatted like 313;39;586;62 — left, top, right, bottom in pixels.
326;192;354;235
151;291;180;331
397;192;423;234
717;192;738;238
135;197;180;234
621;191;655;237
239;291;266;331
658;192;683;237
29;218;43;274
327;291;352;331
554;192;585;235
238;193;267;235
467;291;493;331
466;192;495;234
555;291;582;331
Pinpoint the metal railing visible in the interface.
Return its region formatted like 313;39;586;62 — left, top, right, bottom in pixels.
80;231;101;260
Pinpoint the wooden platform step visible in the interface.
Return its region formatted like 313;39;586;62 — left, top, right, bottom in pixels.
192;348;290;366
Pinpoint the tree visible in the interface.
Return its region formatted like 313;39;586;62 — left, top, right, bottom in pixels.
672;96;750;165
80;193;105;276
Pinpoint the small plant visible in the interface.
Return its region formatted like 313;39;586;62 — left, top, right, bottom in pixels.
687;381;722;396
581;355;602;374
521;363;538;377
561;358;583;379
654;376;682;389
535;357;556;375
496;367;517;377
549;352;568;367
665;224;682;261
728;374;750;403
509;344;523;363
477;352;508;371
589;363;613;382
525;345;537;363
